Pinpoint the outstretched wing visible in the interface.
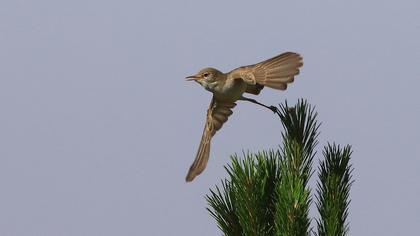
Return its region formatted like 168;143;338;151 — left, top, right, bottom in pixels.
228;52;303;91
185;97;236;182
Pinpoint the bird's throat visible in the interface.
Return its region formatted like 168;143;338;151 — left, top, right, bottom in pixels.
202;81;218;92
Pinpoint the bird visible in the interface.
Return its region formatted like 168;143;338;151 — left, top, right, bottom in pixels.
185;52;303;182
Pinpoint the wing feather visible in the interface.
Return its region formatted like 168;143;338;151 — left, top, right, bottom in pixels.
185;97;236;182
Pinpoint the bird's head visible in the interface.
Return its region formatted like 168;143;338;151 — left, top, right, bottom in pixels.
186;68;221;86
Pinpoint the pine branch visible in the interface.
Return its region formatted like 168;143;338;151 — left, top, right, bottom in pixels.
275;100;320;182
274;99;320;236
316;144;353;236
206;151;281;236
206;99;354;236
206;180;242;236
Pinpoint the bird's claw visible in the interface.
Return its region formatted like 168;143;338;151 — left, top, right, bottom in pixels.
269;106;278;113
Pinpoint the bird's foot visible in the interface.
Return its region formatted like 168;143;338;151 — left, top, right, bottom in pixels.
269;106;278;113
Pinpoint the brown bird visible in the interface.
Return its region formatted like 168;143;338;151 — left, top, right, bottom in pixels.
185;52;303;182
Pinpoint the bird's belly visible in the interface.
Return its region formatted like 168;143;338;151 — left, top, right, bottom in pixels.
214;80;247;102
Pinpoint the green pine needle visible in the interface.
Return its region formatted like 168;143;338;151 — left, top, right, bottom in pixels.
316;144;353;236
205;99;353;236
274;99;319;236
206;151;281;236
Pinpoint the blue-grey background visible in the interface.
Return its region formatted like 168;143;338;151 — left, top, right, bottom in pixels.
1;0;419;235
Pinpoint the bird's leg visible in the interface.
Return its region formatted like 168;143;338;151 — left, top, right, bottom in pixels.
240;96;278;113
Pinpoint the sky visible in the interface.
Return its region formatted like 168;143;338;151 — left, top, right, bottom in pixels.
1;0;419;235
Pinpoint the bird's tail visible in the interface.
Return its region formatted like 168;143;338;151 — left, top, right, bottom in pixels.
253;52;303;90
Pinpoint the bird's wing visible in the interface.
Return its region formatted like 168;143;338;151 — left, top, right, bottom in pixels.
228;52;303;90
186;97;236;182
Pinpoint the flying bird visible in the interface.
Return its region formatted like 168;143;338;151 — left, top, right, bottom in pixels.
185;52;303;182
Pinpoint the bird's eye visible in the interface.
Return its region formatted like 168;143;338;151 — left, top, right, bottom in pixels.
203;73;209;77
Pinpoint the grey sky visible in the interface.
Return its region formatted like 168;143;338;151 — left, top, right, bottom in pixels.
1;0;419;235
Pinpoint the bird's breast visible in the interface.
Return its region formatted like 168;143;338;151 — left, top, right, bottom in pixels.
213;79;247;102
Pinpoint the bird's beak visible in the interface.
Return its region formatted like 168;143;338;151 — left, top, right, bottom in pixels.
186;75;201;81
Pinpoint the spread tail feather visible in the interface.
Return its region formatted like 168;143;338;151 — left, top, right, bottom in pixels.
253;52;303;90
